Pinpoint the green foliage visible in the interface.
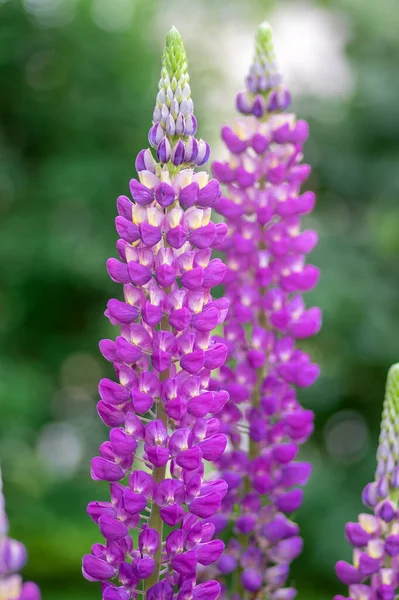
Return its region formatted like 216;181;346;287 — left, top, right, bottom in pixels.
1;0;399;598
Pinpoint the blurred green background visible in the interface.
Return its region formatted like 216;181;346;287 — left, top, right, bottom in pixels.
1;0;399;598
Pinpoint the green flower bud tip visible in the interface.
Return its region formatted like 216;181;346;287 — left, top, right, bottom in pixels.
376;363;399;482
160;26;190;100
254;21;277;71
244;21;283;100
387;363;399;411
380;363;399;440
150;27;204;167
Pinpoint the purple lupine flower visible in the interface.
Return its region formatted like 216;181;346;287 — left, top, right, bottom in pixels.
0;468;41;600
334;364;399;600
208;22;321;598
82;27;229;599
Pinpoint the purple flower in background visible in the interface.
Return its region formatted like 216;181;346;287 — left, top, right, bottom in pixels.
0;468;41;600
334;364;399;600
82;27;230;598
208;22;321;598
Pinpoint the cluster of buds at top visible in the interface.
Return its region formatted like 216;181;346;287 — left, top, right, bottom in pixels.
82;28;231;600
236;22;291;119
148;28;210;168
335;364;399;600
206;22;321;599
0;468;41;600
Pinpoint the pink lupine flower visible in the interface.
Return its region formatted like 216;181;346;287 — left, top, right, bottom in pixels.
209;22;321;599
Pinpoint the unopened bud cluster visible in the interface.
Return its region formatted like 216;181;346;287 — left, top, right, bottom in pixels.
148;27;210;167
335;365;399;600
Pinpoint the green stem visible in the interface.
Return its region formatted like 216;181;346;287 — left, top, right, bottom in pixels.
238;225;268;598
249;366;265;461
239;362;267;600
144;399;168;590
143;313;171;591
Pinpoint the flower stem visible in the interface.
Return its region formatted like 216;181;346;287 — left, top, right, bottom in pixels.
144;313;170;591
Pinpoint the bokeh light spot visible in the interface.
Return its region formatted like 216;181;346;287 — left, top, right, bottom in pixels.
91;0;136;32
37;422;83;477
324;410;369;464
271;0;354;98
23;0;77;27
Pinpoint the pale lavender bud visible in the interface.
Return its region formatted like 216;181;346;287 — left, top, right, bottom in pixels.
196;140;210;166
161;103;169;122
152;105;162;123
236;91;253;115
157;137;171;163
148;122;164;147
185;114;198;135
165;114;176;136
175;113;185;135
171;140;185;166
267;87;292;112
170;98;179;119
184;137;199;163
135;149;156;174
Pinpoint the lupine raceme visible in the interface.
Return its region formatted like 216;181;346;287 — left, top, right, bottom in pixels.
82;27;231;600
206;23;321;599
335;364;399;600
0;468;41;600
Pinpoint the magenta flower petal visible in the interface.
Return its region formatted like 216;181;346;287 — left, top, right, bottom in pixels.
189;492;222;518
196;540;224;566
146;581;174;600
91;457;125;482
129;179;154;205
241;568;263;592
82;555;117;582
171;549;197;577
192;581;221;600
335;561;363;585
198;434;227;461
98;515;128;541
19;582;42;600
160;504;184;527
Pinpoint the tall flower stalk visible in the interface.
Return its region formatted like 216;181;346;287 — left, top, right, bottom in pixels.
209;23;321;599
0;468;41;600
335;364;399;600
82;28;231;599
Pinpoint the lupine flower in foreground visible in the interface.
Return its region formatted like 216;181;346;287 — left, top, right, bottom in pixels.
82;27;230;599
208;23;321;598
0;468;41;600
335;364;399;600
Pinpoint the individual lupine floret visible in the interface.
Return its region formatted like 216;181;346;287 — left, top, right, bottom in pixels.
208;22;321;599
0;468;41;600
82;27;230;599
335;364;399;600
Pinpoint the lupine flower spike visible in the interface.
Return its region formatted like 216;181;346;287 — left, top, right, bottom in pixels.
82;27;230;599
335;364;399;600
0;467;41;600
209;22;321;599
